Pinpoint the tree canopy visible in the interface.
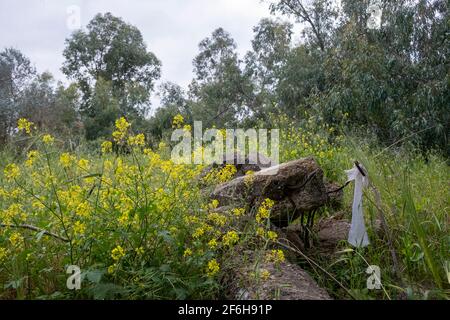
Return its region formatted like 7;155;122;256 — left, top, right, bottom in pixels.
0;2;447;154
62;12;161;139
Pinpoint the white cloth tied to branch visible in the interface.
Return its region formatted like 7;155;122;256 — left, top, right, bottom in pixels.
345;164;370;247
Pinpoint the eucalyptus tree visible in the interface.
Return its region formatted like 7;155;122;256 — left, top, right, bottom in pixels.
62;12;161;139
269;0;338;51
243;18;293;120
189;28;252;127
0;48;36;145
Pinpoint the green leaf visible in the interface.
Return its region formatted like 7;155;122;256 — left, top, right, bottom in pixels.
4;277;25;289
84;269;104;284
35;230;46;242
88;283;124;300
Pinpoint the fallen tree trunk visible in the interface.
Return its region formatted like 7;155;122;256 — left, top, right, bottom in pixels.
211;157;328;227
208;157;348;300
223;249;331;300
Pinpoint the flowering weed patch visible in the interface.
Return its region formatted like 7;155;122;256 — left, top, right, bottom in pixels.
0;118;280;299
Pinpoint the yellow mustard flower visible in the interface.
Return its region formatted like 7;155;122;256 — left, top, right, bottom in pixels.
223;230;239;247
118;212;129;226
193;227;205;239
209;199;219;209
266;249;285;264
111;245;126;261
59;152;75;168
128;133;145;146
25;150;39;167
78;158;90;170
101;141;113;154
135;246;145;256
207;259;220;277
183;248;193;257
267;231;278;241
73;221;86;236
107;264;117;274
75;201;90;217
260;269;271;281
32;200;45;210
232;207;245;216
4;163;20;181
256;227;265;238
218;164;237;182
0;247;7;262
158;141;166;150
256;198;275;223
207;212;227;227
172;114;184;128
17;118;34;134
208;238;218;249
9;232;24;248
112;117;130;142
115;117;130;132
42;134;54;144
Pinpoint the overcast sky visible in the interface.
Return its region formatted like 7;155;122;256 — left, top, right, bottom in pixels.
0;0;301;108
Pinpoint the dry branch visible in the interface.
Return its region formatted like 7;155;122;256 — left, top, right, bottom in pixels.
0;223;69;242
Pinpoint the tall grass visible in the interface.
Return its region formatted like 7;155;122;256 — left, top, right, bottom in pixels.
0;117;286;299
281;124;449;299
0;115;448;300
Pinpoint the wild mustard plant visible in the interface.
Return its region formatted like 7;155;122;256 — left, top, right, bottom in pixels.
0;117;280;299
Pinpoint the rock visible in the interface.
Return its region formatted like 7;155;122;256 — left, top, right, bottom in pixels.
279;224;305;252
200;151;274;180
315;214;383;254
211;157;347;300
224;250;331;300
246;151;274;169
316;216;351;254
325;181;344;209
211;157;328;227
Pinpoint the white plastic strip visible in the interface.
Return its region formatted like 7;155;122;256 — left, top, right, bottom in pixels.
345;164;370;247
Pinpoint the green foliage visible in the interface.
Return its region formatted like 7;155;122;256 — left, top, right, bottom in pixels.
276;46;324;117
0;48;36;146
269;0;337;51
309;0;449;153
20;73;81;140
189;28;252;128
180;0;448;155
280;118;449;299
84;78;120;141
0;118;282;299
0;1;448;301
62;12;161;139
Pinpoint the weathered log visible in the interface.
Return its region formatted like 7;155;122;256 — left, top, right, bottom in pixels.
211;157;328;227
212;157;345;300
200;151;273;180
223;249;331;300
325;181;344;209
